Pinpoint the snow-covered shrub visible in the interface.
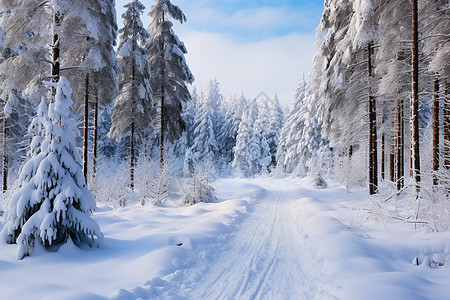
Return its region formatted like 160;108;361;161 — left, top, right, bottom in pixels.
140;161;173;206
182;171;215;205
92;160;133;209
1;77;103;259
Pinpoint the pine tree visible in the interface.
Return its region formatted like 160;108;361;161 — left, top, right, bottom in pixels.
376;0;412;190
253;99;271;171
146;0;194;166
190;90;218;173
277;74;306;172
109;0;153;189
232;108;253;177
267;94;284;167
221;94;247;164
1;77;103;260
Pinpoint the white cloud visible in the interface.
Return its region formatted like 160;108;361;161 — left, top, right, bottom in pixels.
181;31;317;108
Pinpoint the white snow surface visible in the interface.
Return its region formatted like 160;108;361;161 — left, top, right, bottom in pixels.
0;177;450;299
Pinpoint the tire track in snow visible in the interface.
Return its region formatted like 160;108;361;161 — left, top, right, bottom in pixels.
187;183;324;300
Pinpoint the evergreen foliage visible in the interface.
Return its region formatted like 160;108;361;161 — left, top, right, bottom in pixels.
146;0;194;144
1;77;103;259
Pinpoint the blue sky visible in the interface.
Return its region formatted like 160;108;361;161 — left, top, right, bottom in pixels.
116;0;324;107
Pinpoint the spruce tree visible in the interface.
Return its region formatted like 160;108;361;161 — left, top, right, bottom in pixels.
2;77;103;260
190;90;219;173
146;0;194;165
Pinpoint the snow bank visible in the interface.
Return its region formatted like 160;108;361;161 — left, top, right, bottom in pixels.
0;179;255;299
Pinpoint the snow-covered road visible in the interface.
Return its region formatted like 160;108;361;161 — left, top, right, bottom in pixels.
189;190;321;300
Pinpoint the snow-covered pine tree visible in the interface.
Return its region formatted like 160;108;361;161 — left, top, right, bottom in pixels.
182;88;197;176
205;79;225;154
277;74;306;172
220;94;247;164
233;104;260;177
55;0;118;180
420;0;450;187
96;103;116;159
146;0;194;166
0;0;50;99
190;89;219;174
277;69;328;177
1;90;35;191
1;77;103;260
376;0;412;190
267;94;284;167
253;98;271;172
0;0;52;190
317;0;355;151
345;0;381;194
183;87;198;150
109;0;153;189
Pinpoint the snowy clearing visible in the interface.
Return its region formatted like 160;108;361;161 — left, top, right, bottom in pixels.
1;177;449;299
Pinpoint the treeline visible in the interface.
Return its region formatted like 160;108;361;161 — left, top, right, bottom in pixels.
184;82;284;177
0;0;287;195
0;0;194;191
278;0;449;229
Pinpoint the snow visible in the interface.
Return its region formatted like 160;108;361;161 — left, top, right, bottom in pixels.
1;177;450;299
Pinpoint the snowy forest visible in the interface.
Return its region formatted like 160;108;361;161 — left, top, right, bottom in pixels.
0;0;449;298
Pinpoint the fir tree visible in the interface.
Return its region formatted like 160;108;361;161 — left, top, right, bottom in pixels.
146;0;194;165
1;77;103;260
109;0;153;189
190;90;219;173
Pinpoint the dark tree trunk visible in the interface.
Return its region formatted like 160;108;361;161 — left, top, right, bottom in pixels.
433;78;440;186
368;42;378;195
51;9;61;93
411;0;420;191
381;112;385;180
2;102;8;193
390;113;395;182
160;11;166;169
389;151;395;182
92;88;99;179
130;121;135;190
83;73;89;182
130;0;137;190
396;99;405;190
444;83;450;177
160;84;165;168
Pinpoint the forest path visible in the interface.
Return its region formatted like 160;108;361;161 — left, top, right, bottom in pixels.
183;178;332;300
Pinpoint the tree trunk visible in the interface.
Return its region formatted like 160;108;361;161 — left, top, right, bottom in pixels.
130;121;135;190
51;8;61;93
83;73;89;182
368;42;378;195
389;151;395;182
396;99;405;190
444;83;450;179
2;100;8;193
381;112;385;180
160;11;166;169
411;0;420;191
390;113;395;182
130;0;137;190
92;88;99;179
433;78;439;186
